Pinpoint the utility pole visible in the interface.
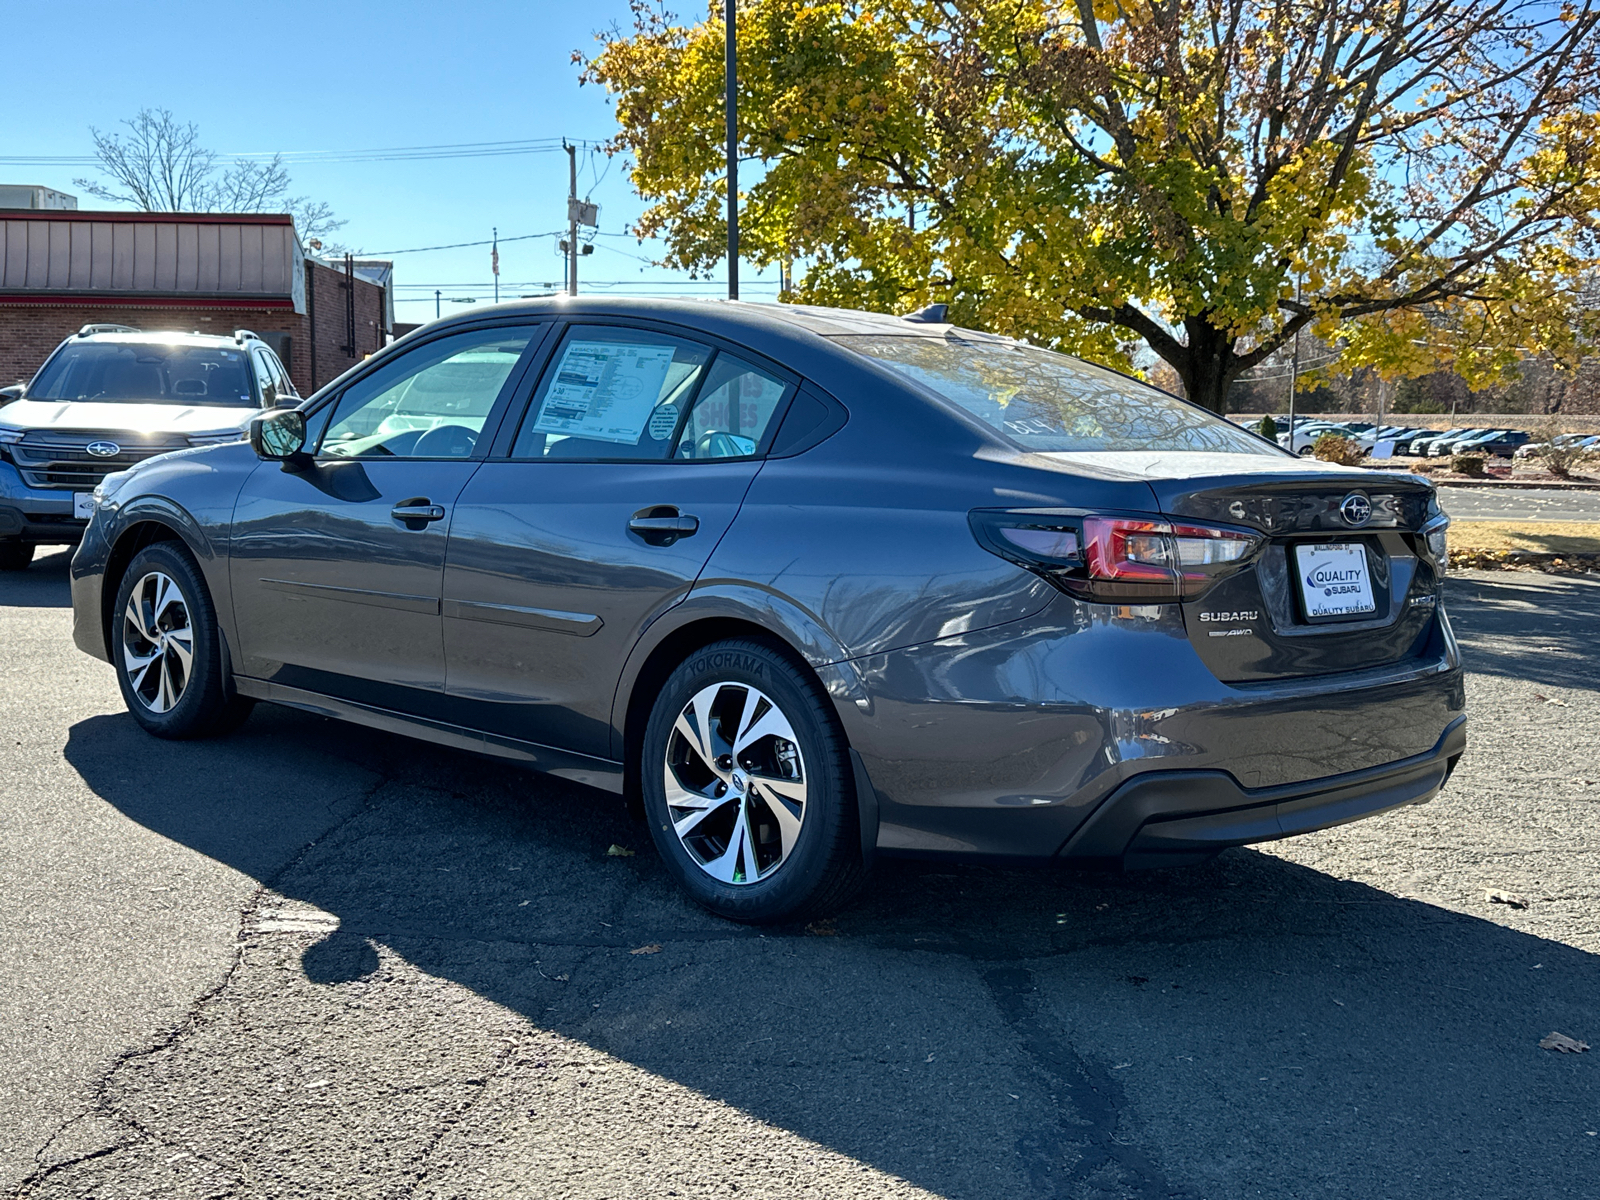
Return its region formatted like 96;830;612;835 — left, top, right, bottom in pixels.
435;289;441;320
725;0;739;300
566;142;579;297
492;227;500;303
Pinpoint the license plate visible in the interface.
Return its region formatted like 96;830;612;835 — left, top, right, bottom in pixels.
1295;543;1376;620
73;491;96;520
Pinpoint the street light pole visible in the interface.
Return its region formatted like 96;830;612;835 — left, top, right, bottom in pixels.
725;0;739;300
435;289;441;320
566;143;579;297
1287;273;1301;444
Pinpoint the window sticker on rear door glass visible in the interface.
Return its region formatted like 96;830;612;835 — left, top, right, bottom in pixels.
532;341;677;445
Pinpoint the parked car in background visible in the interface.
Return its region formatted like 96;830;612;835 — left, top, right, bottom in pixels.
1515;432;1600;458
67;297;1464;922
1408;427;1482;457
0;325;296;570
1446;429;1530;458
1430;428;1509;457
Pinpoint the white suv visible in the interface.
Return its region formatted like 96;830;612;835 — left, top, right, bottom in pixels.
0;325;296;570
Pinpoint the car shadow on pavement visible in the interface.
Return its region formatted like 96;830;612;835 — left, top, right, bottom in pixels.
1445;569;1600;691
63;702;1600;1200
0;547;73;608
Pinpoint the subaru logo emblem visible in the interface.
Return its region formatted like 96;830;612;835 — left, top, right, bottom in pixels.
86;441;121;458
1339;493;1372;527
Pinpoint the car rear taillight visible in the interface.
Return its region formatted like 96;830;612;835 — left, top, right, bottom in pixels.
971;510;1263;601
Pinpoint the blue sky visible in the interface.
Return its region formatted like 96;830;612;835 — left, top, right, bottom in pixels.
6;0;778;318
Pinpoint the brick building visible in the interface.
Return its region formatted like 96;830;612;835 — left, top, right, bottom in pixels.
0;208;391;396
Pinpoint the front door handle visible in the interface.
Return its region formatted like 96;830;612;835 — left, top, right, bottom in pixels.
392;498;446;529
629;505;699;546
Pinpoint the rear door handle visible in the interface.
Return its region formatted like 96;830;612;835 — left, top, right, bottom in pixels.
392;498;446;528
629;505;699;545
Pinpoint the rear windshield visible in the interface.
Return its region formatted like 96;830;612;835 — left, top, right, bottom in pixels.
28;342;257;406
832;335;1279;455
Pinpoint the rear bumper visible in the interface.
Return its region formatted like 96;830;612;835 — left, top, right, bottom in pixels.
1061;715;1466;867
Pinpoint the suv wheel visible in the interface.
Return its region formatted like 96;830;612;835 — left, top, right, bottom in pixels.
112;542;253;739
0;540;33;571
641;639;865;923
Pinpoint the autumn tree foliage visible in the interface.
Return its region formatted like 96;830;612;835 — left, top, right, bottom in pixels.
583;0;1600;412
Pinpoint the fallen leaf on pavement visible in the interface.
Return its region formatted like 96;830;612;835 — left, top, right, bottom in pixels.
1486;890;1529;909
605;844;635;857
630;944;661;955
1539;1032;1590;1053
1532;693;1569;707
805;919;838;936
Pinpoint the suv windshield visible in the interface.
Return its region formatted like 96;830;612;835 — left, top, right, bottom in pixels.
832;335;1279;456
27;342;257;406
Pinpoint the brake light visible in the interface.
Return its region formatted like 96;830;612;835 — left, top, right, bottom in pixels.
971;510;1262;601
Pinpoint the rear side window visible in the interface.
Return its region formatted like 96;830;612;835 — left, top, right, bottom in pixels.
513;327;712;460
833;335;1279;455
674;354;790;461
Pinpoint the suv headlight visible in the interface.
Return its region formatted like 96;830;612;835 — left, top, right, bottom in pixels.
187;429;248;447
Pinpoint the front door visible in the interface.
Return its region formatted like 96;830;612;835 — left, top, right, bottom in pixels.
440;324;795;758
229;324;542;706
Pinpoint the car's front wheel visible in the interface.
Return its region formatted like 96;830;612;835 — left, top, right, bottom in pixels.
111;541;253;739
641;639;865;923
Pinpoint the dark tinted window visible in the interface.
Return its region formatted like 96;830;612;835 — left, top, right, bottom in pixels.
833;335;1279;455
513;327;712;460
28;342;257;406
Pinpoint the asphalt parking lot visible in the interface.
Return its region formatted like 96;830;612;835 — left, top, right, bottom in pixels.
3;549;1597;1200
1436;485;1600;524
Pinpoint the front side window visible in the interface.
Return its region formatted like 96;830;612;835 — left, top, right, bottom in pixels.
512;327;711;460
320;327;535;459
833;335;1280;456
252;350;278;406
27;342;257;406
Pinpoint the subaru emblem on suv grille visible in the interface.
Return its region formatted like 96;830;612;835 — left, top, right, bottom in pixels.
86;441;121;458
1340;493;1372;527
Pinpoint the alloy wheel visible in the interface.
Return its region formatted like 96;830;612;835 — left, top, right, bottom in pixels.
663;681;808;885
121;571;194;714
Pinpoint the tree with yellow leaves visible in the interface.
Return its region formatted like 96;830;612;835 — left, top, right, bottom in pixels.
583;0;1600;411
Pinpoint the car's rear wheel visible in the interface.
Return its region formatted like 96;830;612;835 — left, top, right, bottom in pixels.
0;539;33;571
641;639;864;923
112;542;254;739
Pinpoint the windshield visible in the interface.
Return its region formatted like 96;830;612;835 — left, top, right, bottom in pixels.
28;342;257;406
833;335;1280;455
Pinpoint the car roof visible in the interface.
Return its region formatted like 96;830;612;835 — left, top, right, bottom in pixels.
418;295;1019;347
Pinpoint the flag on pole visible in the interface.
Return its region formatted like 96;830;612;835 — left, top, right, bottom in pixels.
491;244;500;275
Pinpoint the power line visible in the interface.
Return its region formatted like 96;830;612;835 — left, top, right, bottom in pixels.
360;231;565;256
0;137;607;168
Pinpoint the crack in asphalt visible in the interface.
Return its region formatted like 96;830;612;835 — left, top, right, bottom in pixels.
981;966;1199;1200
10;769;394;1199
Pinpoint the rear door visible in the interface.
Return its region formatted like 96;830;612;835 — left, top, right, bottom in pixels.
229;323;544;705
440;322;796;758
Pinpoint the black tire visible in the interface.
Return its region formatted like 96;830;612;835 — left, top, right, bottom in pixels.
111;541;254;739
0;540;33;571
641;638;865;923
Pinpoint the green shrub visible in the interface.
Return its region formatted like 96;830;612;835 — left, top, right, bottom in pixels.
1258;413;1278;441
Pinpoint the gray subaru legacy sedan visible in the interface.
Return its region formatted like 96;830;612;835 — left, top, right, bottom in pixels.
68;298;1464;922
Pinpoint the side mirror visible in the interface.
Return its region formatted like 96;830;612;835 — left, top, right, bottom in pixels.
0;384;23;406
250;408;308;464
